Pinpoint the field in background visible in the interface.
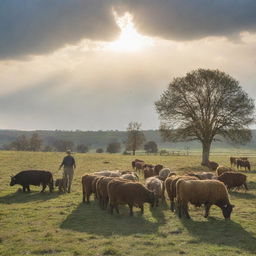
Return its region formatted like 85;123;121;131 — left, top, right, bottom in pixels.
1;151;256;256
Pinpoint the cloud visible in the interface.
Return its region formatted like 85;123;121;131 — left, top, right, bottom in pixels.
123;0;256;41
1;0;256;59
0;72;161;130
0;0;119;59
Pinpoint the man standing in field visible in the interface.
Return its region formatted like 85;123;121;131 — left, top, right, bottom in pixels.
59;149;76;193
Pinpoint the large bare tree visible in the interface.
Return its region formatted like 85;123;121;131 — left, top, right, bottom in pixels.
126;122;146;155
155;69;255;165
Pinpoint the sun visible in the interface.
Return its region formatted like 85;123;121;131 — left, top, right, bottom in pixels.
107;12;154;52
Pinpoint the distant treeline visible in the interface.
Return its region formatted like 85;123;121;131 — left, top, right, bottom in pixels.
0;129;256;152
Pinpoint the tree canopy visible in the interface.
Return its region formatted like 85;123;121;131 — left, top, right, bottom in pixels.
155;69;255;164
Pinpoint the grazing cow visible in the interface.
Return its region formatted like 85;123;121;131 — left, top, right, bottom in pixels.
217;172;248;191
107;179;155;216
134;161;145;173
237;159;251;171
176;179;234;219
145;177;165;206
132;159;144;170
10;170;54;193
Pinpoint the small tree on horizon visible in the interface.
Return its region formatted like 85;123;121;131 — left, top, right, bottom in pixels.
144;141;158;154
10;135;29;151
106;142;121;153
155;69;255;165
29;133;42;151
76;144;89;153
126;122;146;155
96;148;104;153
51;139;74;152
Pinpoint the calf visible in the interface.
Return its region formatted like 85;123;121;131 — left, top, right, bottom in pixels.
55;178;67;193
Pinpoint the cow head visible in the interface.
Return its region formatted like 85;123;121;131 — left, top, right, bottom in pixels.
10;175;16;186
221;204;235;219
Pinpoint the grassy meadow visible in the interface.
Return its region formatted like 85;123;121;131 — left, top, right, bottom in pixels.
1;151;256;256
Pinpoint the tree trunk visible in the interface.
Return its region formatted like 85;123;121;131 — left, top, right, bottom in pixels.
201;142;211;166
132;149;135;155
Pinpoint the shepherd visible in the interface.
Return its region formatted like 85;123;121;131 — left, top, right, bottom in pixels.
59;149;76;193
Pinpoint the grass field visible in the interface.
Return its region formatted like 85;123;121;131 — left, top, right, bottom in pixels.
1;151;256;256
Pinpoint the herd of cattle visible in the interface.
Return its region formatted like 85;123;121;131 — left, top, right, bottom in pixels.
9;156;252;220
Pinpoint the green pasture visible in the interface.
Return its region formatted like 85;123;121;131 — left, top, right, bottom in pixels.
1;151;256;256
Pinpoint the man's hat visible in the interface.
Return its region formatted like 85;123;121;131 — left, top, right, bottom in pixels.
66;149;72;154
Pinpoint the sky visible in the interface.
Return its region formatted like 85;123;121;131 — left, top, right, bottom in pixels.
0;0;256;131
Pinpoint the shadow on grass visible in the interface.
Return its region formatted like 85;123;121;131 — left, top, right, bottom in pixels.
0;190;61;204
180;217;256;253
60;202;165;236
230;190;256;199
248;181;256;190
149;201;168;225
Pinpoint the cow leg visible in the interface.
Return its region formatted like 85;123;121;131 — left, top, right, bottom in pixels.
104;197;109;210
244;182;249;191
22;185;26;192
109;203;115;214
128;203;133;216
155;197;159;207
183;204;190;219
41;183;46;193
114;205;119;214
86;192;91;203
177;202;182;218
27;185;30;192
140;204;144;214
48;183;53;193
204;203;211;218
170;201;175;212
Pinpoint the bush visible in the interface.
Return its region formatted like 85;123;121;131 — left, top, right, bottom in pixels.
106;142;121;154
96;148;104;153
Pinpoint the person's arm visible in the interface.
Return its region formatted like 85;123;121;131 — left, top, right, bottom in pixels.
59;158;64;170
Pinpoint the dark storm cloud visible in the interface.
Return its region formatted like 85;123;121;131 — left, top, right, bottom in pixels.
121;0;256;41
0;0;119;59
1;0;256;59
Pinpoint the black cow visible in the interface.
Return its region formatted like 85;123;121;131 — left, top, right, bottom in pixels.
237;159;251;171
10;170;54;192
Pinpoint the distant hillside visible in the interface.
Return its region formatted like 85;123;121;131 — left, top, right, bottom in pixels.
0;129;256;151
